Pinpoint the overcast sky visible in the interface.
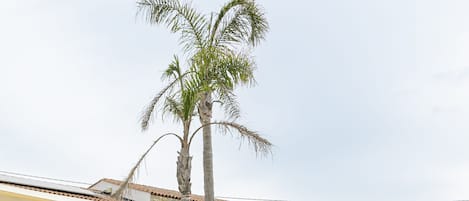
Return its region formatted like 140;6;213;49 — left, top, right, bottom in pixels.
1;0;469;201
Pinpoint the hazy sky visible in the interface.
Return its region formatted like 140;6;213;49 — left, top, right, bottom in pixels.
1;0;469;201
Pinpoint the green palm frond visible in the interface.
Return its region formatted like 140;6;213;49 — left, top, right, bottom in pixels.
141;79;179;131
210;0;269;48
189;48;255;122
215;52;256;86
162;95;184;122
160;81;200;123
162;55;182;81
191;47;255;88
138;0;208;53
181;86;198;120
141;56;198;130
207;52;256;106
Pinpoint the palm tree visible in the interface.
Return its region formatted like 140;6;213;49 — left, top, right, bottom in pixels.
112;56;271;201
112;56;197;201
137;0;269;200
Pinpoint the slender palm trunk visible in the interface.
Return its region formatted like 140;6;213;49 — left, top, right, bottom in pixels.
199;93;215;201
177;146;192;201
202;120;214;201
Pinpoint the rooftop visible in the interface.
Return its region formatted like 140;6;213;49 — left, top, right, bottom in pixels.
91;178;225;201
0;174;115;201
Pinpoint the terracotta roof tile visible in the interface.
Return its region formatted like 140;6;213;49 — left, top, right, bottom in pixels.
95;178;224;201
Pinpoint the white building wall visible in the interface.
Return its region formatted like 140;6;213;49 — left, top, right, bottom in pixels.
90;181;151;201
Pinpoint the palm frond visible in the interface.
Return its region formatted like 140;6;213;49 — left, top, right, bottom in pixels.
162;96;184;122
217;52;256;86
138;0;208;53
180;86;198;121
189;121;272;157
160;72;200;123
112;133;183;200
142;56;198;130
215;121;271;157
217;91;241;120
162;55;182;81
209;52;256;101
140;79;179;131
210;0;269;48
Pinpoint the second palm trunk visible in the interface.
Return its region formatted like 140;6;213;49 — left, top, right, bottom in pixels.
177;147;192;201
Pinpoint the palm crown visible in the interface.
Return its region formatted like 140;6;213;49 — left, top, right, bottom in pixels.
138;0;267;99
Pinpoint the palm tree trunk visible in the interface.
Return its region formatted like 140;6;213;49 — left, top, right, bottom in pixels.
177;146;192;201
202;119;214;201
199;93;215;201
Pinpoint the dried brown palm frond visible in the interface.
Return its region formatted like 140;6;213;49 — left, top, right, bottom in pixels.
222;93;241;121
111;133;182;200
189;121;272;157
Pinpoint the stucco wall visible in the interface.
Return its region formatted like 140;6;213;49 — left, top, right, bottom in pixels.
90;181;151;201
